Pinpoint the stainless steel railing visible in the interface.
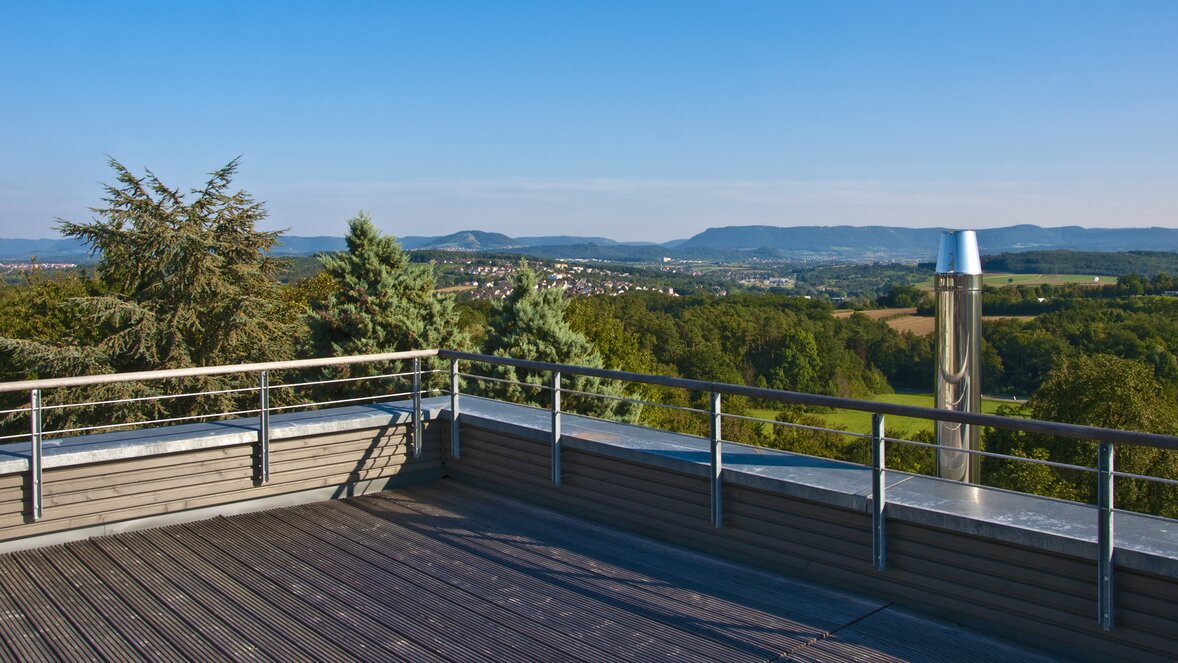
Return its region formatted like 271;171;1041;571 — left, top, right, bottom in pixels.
439;349;1178;632
3;347;1177;631
0;349;442;522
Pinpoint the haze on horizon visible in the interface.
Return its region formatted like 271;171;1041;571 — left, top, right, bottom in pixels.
1;1;1176;243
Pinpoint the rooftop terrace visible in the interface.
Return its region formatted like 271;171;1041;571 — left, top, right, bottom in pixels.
0;481;1059;662
0;349;1175;661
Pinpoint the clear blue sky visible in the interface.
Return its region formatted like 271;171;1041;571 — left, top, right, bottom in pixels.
2;1;1176;241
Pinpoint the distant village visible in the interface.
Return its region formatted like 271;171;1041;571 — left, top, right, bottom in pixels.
0;262;77;273
454;260;678;300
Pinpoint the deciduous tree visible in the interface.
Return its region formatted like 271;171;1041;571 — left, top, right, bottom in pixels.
986;353;1178;516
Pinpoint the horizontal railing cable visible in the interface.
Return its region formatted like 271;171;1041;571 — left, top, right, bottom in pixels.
440;349;1178;451
458;372;551;391
267;371;413;391
0;349;440;394
41;385;259;411
1114;470;1178;487
884;435;1098;474
725;411;874;440
555;384;712;416
44;408;263;438
266;391;416;413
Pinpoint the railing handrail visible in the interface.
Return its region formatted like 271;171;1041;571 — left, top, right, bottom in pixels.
3;346;1174;452
439;349;1178;451
0;349;441;394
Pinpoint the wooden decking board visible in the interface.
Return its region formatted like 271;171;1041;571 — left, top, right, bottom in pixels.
0;551;102;661
311;498;742;661
10;548;144;662
35;544;188;663
65;537;251;661
406;480;882;629
286;505;673;662
205;512;508;663
339;495;765;661
300;498;715;661
0;481;1071;662
152;519;405;662
315;499;744;663
255;505;616;663
783;606;1060;663
88;535;270;662
181;518;449;662
235;509;580;663
377;485;835;657
0;558;80;662
118;529;316;662
133;527;354;662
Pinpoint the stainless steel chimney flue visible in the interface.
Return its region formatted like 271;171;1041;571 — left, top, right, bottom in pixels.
934;230;982;483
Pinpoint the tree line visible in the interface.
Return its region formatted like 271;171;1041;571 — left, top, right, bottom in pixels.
983;250;1178;276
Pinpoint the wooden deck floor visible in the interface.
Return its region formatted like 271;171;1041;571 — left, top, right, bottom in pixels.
0;479;1061;662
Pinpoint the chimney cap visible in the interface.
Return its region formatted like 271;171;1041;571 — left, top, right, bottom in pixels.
936;230;982;275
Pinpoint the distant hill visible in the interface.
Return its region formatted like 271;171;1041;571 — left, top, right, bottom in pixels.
0;238;91;261
515;243;669;262
271;236;347;255
674;225;1178;259
676;225;940;257
7;224;1178;263
514;235;620;246
975;225;1178;252
417;230;520;251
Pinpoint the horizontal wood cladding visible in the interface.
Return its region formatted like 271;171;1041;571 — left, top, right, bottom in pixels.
446;420;1178;662
0;422;442;543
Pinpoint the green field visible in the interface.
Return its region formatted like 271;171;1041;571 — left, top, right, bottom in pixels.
982;272;1116;286
748;392;1009;438
918;272;1116;290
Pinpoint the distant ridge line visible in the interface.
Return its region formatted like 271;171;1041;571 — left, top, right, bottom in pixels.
4;224;1178;262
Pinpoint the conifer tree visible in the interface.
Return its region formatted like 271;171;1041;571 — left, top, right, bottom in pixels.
309;213;466;390
0;158;297;428
482;264;629;418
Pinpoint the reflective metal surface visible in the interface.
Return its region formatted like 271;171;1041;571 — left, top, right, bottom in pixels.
935;230;983;275
935;231;982;483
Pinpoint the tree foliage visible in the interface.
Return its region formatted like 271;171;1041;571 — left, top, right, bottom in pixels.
310;213;465;356
0;158;298;430
308;213;467;392
986;354;1178;516
481;265;630;418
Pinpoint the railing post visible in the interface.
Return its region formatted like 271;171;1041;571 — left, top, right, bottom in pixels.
257;370;270;484
551;371;562;486
29;389;43;522
1098;441;1115;631
450;358;460;459
412;357;422;459
710;391;723;528
872;413;886;571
